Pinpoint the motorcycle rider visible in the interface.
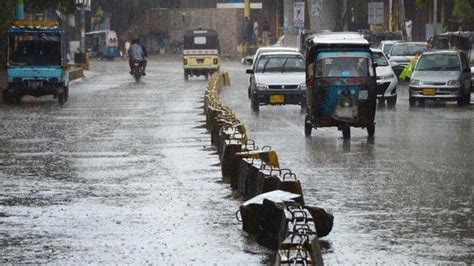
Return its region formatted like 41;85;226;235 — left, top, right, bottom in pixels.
128;38;146;75
138;39;148;75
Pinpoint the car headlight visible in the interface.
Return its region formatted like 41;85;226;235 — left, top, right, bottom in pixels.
256;83;268;91
410;79;421;86
379;73;395;80
447;80;461;86
298;83;306;91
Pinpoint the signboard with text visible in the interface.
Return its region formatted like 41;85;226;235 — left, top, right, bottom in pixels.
368;2;384;25
294;1;305;29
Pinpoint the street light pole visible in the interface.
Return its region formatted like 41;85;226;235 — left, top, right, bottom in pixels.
433;0;438;37
80;6;85;53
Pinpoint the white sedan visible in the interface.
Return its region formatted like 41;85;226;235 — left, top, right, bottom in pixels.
372;48;398;106
246;51;306;112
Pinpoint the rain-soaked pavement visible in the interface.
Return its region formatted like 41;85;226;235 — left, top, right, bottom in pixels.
0;57;473;264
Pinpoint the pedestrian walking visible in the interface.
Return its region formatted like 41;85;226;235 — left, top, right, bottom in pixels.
262;19;271;46
124;39;131;59
253;20;259;45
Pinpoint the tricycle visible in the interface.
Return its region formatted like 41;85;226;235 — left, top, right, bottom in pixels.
304;32;377;139
4;20;69;105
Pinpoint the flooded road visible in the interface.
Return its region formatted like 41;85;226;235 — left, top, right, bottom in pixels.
0;57;472;264
0;57;269;264
220;63;474;264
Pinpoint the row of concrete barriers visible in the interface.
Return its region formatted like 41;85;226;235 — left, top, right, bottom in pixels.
204;72;334;265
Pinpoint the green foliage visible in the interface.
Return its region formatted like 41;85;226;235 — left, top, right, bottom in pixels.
452;0;473;22
416;0;429;7
92;0;158;35
26;0;76;15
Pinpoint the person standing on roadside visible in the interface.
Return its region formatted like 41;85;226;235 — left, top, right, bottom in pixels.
124;39;131;59
262;18;271;46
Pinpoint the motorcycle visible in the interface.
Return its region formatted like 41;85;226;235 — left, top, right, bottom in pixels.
131;60;143;82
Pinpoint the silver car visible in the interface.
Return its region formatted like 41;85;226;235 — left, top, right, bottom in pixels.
409;50;471;106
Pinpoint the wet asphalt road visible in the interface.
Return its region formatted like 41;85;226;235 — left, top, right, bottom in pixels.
0;57;270;264
221;63;474;264
0;57;473;264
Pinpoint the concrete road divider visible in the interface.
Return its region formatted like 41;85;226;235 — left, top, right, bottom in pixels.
203;72;329;265
277;206;324;265
237;190;303;235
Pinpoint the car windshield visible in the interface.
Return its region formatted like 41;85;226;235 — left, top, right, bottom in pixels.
390;44;426;56
255;55;305;73
373;52;389;66
315;51;374;77
415;54;461;71
382;44;393;54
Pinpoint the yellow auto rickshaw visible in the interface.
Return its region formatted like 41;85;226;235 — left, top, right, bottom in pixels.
183;28;220;81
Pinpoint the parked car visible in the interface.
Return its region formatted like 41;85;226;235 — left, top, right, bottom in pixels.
246;51;306;112
246;46;300;98
409;50;471;106
377;40;398;55
388;42;427;77
372;48;398;106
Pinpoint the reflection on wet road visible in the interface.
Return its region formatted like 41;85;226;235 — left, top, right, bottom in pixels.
220;63;473;264
0;57;472;264
0;57;269;264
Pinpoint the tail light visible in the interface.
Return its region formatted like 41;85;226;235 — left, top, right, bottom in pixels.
213;58;219;65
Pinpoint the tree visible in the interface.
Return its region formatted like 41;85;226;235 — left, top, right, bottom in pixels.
452;0;473;23
92;0;157;36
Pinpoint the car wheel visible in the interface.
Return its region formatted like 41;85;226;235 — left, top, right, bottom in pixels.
387;95;397;107
367;124;375;137
251;96;259;112
247;86;251;99
304;115;312;137
342;126;350;140
300;99;307;112
58;93;65;106
409;97;416;107
456;94;465;106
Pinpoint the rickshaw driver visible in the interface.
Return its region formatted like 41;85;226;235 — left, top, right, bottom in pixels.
328;57;359;77
128;38;146;75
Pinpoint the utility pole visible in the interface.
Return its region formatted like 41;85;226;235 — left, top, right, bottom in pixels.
244;0;250;18
433;0;437;36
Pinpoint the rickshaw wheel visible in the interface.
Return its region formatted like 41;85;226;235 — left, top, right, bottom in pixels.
58;93;65;106
14;90;22;105
367;125;375;137
342;127;351;140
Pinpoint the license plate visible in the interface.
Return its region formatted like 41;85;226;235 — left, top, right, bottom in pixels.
29;81;42;88
270;95;284;104
423;88;436;96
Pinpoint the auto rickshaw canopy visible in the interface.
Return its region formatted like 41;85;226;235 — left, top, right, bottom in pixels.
183;29;219;51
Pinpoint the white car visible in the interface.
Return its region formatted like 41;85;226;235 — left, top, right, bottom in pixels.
246;51;306;112
372;48;398;106
246;46;300;98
